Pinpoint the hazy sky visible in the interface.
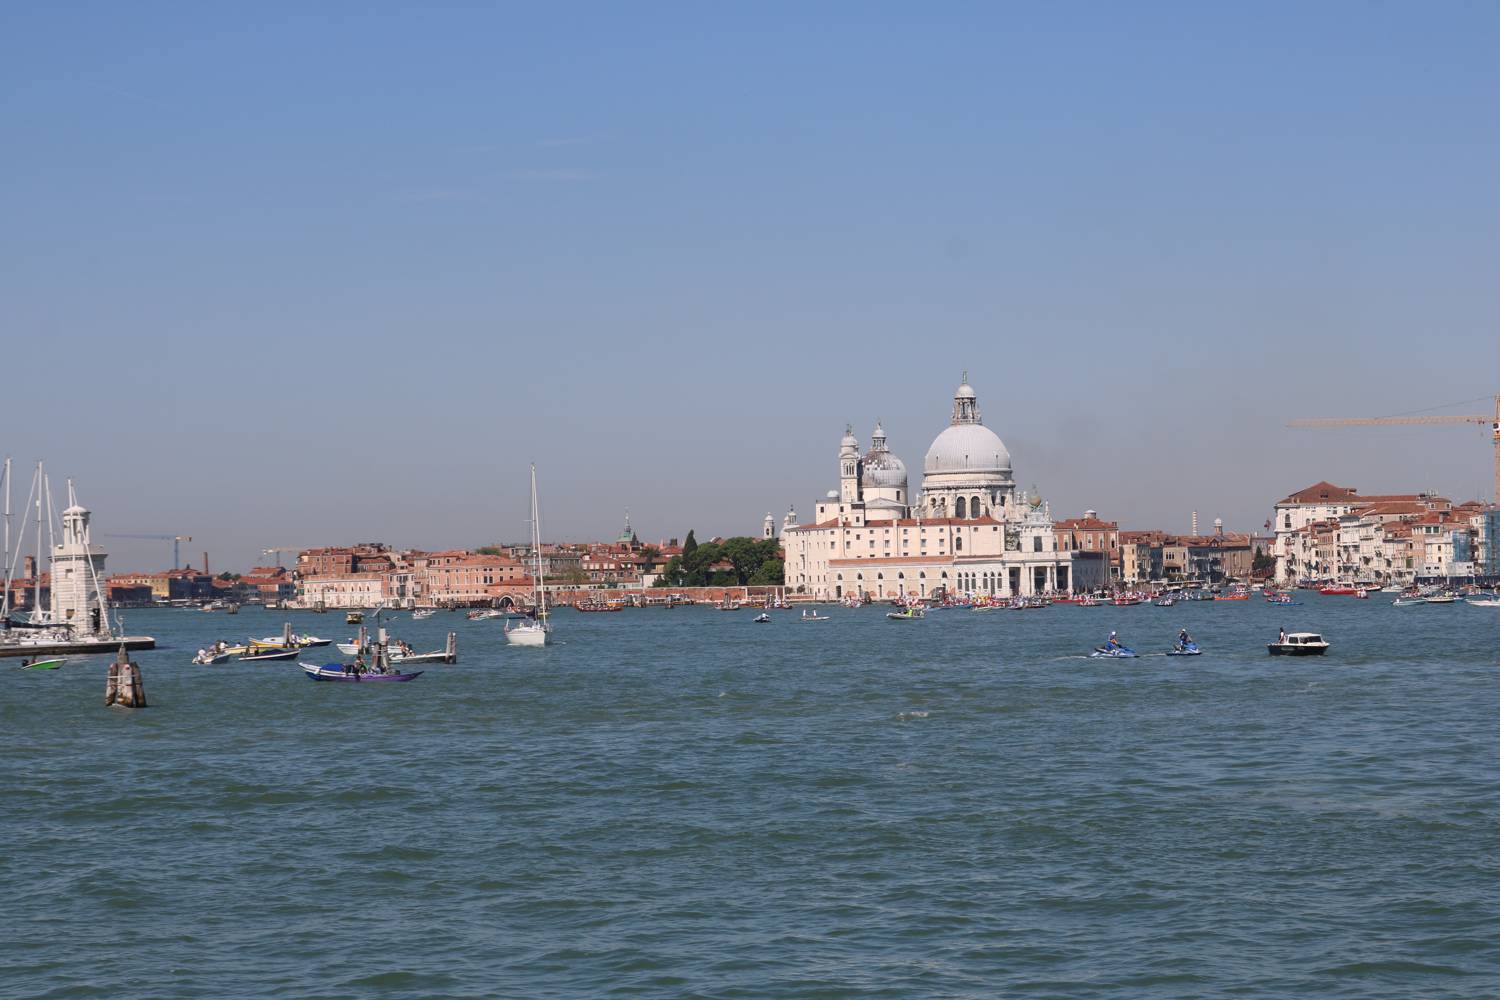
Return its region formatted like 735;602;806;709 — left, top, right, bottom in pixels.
4;3;1498;572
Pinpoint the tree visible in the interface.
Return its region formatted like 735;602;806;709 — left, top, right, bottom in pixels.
748;558;784;586
477;545;504;556
682;530;698;561
640;545;661;564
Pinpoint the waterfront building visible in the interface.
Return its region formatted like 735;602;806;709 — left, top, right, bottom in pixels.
1271;482;1437;584
1054;511;1120;580
779;377;1107;600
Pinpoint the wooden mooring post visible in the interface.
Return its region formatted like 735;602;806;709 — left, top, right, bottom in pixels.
104;645;147;708
444;631;457;664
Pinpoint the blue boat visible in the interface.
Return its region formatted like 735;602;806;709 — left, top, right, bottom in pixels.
1167;641;1202;656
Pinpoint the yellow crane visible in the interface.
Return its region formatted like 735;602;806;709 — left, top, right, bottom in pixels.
1288;395;1500;502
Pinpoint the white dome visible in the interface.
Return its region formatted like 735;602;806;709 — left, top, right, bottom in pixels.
862;452;907;489
924;423;1011;475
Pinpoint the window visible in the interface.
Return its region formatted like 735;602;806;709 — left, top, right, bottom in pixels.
971;496;981;518
955;497;967;518
1033;536;1042;552
955;536;963;551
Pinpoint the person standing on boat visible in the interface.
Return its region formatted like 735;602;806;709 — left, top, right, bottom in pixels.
1278;626;1287;644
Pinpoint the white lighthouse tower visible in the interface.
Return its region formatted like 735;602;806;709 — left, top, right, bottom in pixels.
50;481;109;635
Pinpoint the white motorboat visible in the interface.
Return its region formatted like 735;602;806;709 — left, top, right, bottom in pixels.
1267;632;1330;656
506;465;552;648
413;608;437;620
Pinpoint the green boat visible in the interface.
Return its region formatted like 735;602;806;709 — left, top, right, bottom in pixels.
20;657;66;671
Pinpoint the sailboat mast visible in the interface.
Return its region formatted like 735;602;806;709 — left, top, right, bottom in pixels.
531;463;545;612
33;461;45;622
1;458;10;619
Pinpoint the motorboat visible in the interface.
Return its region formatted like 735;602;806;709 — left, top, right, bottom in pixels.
1424;592;1459;605
1090;644;1137;658
1267;632;1329;656
1391;596;1426;607
468;609;505;621
237;647;300;662
19;657;66;670
1167;641;1201;656
753;612;772;623
412;608;437;620
192;649;235;665
346;611;363;624
1318;583;1359;596
886;607;925;620
303;663;423;683
1466;597;1500;608
1154;597;1177;607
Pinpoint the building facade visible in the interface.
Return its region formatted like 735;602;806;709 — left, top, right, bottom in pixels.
779;377;1107;600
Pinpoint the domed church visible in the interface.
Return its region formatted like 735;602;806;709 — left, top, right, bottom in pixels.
778;376;1108;601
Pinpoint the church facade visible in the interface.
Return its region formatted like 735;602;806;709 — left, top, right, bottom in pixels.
779;377;1107;600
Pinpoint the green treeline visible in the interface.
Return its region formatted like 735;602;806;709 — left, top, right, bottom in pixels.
654;530;783;587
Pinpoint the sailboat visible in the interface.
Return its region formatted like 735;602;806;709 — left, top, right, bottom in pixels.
505;464;552;647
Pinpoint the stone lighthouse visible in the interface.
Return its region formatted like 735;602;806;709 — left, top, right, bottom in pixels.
50;483;109;635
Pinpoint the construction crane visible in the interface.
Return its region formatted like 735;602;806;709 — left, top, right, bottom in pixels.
1289;395;1500;502
103;533;192;569
261;546;309;568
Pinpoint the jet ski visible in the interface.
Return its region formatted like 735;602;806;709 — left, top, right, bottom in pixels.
1090;644;1137;658
1167;641;1201;656
753;613;772;623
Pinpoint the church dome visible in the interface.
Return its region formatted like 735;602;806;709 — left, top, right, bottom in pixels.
862;451;907;489
924;423;1011;475
923;376;1011;475
861;421;907;491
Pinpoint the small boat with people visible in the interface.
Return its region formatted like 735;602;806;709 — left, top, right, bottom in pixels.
753;612;772;623
1267;630;1329;656
192;643;235;665
1391;594;1426;607
304;662;423;682
412;608;438;620
1424;591;1460;605
799;609;830;622
346;611;363;624
237;646;300;662
19;657;67;670
886;607;925;620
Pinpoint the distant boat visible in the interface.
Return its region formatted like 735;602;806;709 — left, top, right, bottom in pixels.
800;609;830;622
19;657;66;670
412;608;437;620
506;465;552;648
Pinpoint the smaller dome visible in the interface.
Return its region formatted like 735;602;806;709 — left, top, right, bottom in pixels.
840;424;859;449
955;382;976;400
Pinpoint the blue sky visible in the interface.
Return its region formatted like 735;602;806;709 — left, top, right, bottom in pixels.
3;3;1498;571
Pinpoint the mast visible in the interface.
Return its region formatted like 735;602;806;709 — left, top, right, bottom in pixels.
531;463;546;615
1;458;9;618
33;462;45;623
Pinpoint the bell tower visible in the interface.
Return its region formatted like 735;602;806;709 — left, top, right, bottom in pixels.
839;424;861;504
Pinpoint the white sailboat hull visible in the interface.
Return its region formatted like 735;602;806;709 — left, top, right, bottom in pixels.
505;623;550;646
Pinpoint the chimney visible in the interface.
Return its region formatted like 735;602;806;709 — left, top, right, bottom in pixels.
203;552;209;575
23;555;36;579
